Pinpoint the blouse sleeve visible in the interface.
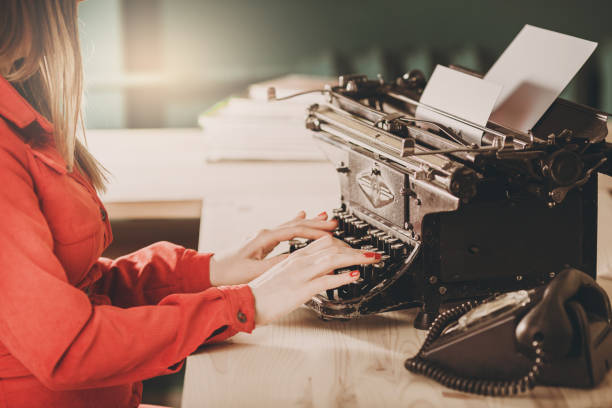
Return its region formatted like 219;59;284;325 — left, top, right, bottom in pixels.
0;142;255;391
93;242;215;308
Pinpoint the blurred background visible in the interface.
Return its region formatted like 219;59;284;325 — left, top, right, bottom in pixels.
77;1;612;406
80;0;612;130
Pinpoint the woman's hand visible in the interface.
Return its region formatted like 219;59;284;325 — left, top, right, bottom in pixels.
248;235;381;325
209;211;337;286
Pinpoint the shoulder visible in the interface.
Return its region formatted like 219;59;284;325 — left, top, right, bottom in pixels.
0;116;32;160
0;117;38;186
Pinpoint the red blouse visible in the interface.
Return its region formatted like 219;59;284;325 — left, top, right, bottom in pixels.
0;77;255;408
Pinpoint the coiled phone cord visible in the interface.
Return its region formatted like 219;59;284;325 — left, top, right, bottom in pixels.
405;301;545;396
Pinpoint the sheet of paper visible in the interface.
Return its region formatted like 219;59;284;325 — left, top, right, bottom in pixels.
415;65;502;145
485;24;597;132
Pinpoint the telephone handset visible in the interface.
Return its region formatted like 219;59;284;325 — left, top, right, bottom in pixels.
405;268;612;396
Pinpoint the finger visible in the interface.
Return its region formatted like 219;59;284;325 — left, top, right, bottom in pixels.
306;270;360;295
297;235;348;254
278;210;307;227
301;249;380;279
255;226;332;252
286;219;338;231
295;210;306;219
259;253;290;270
316;211;329;220
294;217;338;231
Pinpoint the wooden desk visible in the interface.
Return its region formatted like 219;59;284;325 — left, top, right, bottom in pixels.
197;161;339;253
183;279;612;408
184;160;612;408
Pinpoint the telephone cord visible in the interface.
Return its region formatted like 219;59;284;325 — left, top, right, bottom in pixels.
405;301;545;397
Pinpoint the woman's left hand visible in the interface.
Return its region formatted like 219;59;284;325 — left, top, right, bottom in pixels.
208;211;337;286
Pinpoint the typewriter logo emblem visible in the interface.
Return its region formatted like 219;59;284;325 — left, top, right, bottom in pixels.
357;168;395;208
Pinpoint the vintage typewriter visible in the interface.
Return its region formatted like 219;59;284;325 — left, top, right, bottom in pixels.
273;68;612;329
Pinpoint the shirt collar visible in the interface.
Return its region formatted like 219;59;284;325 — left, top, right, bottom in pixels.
0;75;54;134
0;76;68;173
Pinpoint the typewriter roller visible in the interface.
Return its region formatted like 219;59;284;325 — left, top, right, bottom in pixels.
280;70;612;329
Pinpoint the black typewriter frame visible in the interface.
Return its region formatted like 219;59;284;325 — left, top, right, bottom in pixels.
410;174;598;328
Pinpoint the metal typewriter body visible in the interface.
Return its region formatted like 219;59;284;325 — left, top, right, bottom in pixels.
284;70;612;329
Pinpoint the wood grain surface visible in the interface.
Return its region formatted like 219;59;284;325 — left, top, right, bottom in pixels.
183;279;612;408
183;160;612;408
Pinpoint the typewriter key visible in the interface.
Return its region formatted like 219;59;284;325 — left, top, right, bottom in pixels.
289;239;308;252
390;243;406;259
372;231;387;248
337;214;347;231
367;228;381;238
361;264;373;282
376;235;390;251
354;221;369;237
348;236;370;247
344;236;359;247
372;262;385;279
338;214;351;230
345;217;358;235
384;237;400;253
360;244;375;251
381;255;392;275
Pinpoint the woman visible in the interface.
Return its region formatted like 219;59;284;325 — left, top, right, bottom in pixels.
0;1;380;407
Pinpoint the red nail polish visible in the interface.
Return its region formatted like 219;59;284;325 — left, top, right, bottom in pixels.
318;211;327;218
349;270;360;278
364;252;381;259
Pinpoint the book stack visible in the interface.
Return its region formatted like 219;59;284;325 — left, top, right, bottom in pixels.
199;75;334;161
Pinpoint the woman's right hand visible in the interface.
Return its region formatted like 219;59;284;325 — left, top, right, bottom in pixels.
247;235;381;325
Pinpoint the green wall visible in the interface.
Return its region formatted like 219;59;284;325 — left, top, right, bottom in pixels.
79;0;612;128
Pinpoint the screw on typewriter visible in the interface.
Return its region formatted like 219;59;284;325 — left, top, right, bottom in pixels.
275;70;612;329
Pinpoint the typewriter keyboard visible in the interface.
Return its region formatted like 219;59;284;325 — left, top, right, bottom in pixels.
289;208;412;301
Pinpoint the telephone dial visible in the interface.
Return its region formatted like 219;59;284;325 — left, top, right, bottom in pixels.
405;268;612;396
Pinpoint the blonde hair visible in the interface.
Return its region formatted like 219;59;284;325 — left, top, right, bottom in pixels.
0;0;106;191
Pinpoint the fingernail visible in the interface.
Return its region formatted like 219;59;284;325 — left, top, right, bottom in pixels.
349;270;360;278
364;252;382;259
318;211;327;218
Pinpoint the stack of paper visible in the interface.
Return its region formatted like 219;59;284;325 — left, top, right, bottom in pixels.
199;74;333;161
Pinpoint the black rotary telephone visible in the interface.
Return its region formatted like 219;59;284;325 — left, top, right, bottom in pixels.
405;268;612;396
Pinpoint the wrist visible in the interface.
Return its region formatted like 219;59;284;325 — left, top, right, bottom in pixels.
247;283;262;325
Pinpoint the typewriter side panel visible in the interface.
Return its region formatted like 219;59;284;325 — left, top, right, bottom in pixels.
427;177;597;303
